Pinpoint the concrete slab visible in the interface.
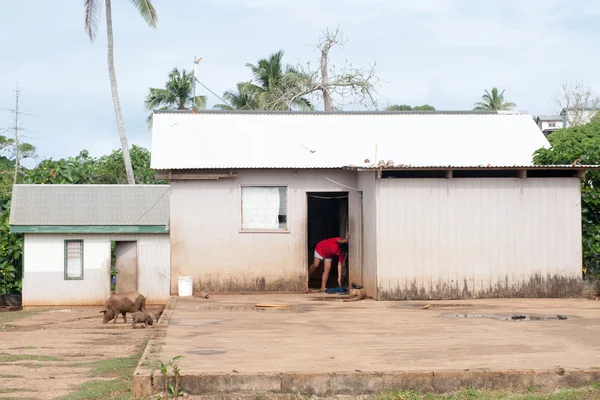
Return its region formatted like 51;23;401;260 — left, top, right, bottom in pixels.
134;295;600;396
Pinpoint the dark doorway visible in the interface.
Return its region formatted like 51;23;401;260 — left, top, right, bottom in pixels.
307;192;349;290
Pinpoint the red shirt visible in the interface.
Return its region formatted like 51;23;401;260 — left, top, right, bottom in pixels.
315;237;345;264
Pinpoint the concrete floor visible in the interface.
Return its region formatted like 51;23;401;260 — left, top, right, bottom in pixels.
158;294;600;374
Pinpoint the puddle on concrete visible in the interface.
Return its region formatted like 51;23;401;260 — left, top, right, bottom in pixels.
442;313;578;322
309;297;349;302
394;303;475;309
188;304;313;313
169;318;231;326
186;349;226;355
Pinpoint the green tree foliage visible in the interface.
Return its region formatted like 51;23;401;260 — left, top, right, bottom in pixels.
473;87;516;111
96;145;167;184
533;122;600;278
214;50;312;111
23;146;165;185
386;104;436;111
145;67;207;127
0;135;36;294
0;202;22;294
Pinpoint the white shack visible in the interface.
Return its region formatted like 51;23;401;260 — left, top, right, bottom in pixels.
151;110;588;300
9;185;170;306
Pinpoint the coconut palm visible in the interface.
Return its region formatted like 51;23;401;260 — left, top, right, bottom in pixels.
215;51;313;111
473;87;516;111
84;0;158;185
213;82;261;110
145;67;207;126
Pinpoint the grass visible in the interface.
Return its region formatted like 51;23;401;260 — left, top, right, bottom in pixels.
376;385;600;400
0;388;38;394
55;379;133;400
0;354;62;362
89;356;141;378
0;374;19;378
56;340;149;400
0;309;44;326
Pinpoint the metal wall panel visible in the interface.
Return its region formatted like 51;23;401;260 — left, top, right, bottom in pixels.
376;178;582;300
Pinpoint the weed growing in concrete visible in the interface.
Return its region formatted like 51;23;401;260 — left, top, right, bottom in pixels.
156;355;184;399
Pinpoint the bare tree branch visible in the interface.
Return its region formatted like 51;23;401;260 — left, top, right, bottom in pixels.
294;27;379;111
553;80;600;127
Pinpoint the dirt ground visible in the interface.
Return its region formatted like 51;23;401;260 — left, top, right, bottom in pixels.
0;305;164;400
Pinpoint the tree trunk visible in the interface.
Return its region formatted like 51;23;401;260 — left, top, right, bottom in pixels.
320;44;333;112
105;0;135;185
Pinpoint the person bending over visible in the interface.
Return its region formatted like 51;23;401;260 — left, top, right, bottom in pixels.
307;235;349;291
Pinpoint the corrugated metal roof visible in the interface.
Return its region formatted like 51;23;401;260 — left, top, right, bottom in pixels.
150;111;550;170
9;185;170;226
536;115;562;121
344;165;599;170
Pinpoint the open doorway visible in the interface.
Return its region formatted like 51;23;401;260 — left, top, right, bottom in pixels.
307;192;349;290
110;241;138;294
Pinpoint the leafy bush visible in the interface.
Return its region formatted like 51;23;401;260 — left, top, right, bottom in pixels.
533;122;600;278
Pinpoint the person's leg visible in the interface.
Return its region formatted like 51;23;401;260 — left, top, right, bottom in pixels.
306;255;322;292
321;259;332;291
308;257;321;277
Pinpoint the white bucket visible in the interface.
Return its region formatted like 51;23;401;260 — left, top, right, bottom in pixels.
177;276;193;297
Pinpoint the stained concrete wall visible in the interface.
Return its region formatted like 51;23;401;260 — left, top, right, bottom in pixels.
376;178;583;300
169;169;359;294
357;172;379;298
23;233;170;306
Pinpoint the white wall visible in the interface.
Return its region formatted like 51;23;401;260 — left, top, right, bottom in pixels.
169;169;359;294
376;178;582;300
538;120;562;132
23;233;170;306
357;172;379;298
564;110;598;127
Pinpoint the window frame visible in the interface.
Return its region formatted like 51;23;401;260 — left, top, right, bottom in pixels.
240;185;289;233
64;240;84;280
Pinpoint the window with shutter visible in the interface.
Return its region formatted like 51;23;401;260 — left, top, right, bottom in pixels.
65;240;83;280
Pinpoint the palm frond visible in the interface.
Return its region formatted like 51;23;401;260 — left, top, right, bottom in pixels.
84;0;102;41
129;0;158;27
192;95;207;110
213;104;234;111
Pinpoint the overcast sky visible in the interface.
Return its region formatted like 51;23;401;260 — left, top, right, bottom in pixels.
1;0;599;166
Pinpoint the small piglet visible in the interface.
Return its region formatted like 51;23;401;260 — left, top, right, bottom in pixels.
131;311;154;329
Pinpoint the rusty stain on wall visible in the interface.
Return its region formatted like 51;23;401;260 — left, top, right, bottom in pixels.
378;273;582;300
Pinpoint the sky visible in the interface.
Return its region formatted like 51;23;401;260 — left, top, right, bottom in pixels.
1;0;600;167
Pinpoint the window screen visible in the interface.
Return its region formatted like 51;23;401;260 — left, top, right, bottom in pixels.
241;186;287;230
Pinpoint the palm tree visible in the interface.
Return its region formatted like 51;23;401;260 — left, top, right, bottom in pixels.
214;82;261;110
84;0;158;185
145;67;207;126
473;87;516;111
215;51;313;111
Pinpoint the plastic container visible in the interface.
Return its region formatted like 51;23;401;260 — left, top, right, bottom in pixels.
177;276;193;297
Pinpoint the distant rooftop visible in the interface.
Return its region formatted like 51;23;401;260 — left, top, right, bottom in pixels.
536;115;562;121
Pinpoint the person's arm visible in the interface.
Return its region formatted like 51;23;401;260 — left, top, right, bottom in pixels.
337;252;345;287
337;233;350;244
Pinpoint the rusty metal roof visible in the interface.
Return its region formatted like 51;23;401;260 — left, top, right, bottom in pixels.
9;185;170;226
